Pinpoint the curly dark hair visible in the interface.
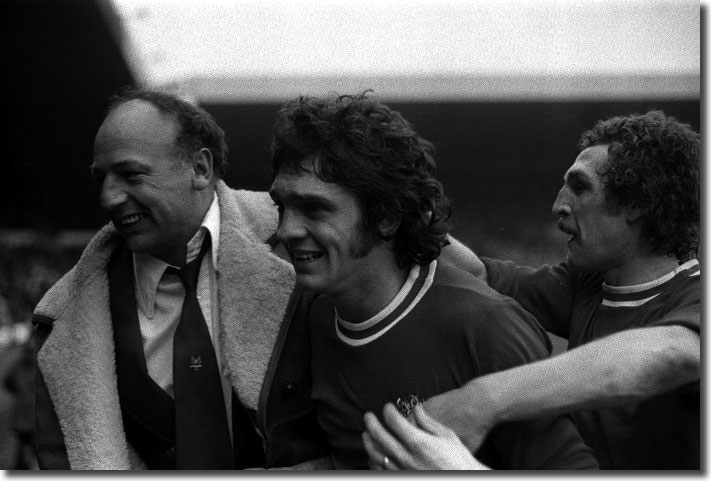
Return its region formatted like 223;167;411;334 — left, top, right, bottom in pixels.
578;110;699;261
106;86;228;178
271;92;451;268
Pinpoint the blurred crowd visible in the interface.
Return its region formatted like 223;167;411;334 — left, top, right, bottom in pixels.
0;230;90;470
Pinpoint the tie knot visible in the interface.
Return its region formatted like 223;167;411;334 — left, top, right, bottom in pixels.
167;237;211;292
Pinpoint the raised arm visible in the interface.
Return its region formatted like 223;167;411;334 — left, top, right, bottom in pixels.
425;325;700;451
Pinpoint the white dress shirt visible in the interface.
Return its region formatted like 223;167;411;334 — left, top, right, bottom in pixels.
132;192;233;434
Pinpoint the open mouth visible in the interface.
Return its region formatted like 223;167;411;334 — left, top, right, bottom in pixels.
290;249;324;263
117;213;146;228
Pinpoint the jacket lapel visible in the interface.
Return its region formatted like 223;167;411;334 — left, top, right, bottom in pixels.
215;182;296;411
35;226;135;469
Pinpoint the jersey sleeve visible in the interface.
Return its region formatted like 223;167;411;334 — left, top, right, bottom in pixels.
462;294;598;470
482;258;576;339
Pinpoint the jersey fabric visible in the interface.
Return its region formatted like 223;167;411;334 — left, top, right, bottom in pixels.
309;260;598;470
483;257;700;469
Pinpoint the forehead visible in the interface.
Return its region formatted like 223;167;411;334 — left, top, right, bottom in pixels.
565;144;610;181
93;100;179;157
270;164;358;206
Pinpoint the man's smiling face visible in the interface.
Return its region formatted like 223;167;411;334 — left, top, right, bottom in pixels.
270;160;379;296
91;100;204;265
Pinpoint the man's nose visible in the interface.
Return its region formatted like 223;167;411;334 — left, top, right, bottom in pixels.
276;209;306;243
551;188;572;218
99;175;128;211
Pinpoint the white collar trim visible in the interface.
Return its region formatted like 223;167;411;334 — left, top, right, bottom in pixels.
602;259;699;295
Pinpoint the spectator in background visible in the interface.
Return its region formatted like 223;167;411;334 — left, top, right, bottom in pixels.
0;318;37;469
364;110;700;470
269;92;598;470
32;87;328;469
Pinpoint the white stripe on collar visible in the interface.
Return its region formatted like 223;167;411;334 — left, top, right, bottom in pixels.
602;259;699;295
602;293;661;308
335;260;437;347
336;263;423;333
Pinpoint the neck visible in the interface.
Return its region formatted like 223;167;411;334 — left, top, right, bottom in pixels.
156;190;214;266
603;253;680;286
331;255;410;322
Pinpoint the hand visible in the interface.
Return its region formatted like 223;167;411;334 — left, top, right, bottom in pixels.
424;384;496;452
440;235;487;282
362;403;490;470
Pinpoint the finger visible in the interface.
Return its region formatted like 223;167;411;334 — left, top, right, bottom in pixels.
383;456;400;470
412;403;457;438
362;431;386;469
363;432;401;470
363;410;412;468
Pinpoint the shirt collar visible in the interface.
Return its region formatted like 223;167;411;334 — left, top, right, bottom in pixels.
133;192;221;318
186;191;220;266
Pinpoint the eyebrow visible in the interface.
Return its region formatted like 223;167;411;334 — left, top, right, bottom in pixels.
90;160;149;175
564;169;592;185
269;189;338;209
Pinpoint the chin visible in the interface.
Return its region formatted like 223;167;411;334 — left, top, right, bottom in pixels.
123;236;145;254
566;255;600;274
295;273;330;295
124;235;165;260
123;234;150;252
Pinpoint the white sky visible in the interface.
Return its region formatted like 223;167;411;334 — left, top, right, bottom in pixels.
109;0;700;101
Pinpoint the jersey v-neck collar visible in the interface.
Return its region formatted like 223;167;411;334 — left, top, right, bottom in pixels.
335;260;437;346
601;259;699;307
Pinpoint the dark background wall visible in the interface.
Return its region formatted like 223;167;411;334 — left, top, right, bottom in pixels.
1;0;700;270
2;0;699;268
2;0;134;232
208;100;700;265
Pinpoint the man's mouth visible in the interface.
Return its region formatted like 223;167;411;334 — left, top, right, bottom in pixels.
116;213;147;227
290;249;323;263
557;221;577;242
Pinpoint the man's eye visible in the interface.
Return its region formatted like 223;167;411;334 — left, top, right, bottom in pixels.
123;171;144;181
303;203;325;216
569;180;588;194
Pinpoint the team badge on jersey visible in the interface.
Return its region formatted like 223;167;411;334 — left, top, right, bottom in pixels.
395;394;425;418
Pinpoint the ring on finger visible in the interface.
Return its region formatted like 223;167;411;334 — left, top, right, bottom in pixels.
383;456;391;469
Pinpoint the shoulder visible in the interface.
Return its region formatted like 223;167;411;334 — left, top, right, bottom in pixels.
431;263;532;316
430;263;552;355
216;181;278;243
34;225;120;321
650;264;701;330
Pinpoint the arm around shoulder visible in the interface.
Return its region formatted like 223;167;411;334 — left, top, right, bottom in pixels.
426;324;700;452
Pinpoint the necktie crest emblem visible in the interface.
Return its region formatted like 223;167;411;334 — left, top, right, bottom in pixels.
189;355;202;371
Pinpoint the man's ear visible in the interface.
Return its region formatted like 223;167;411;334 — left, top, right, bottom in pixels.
378;213;401;241
192;148;214;190
625;202;646;223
